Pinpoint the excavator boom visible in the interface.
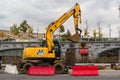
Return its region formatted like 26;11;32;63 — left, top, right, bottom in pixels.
46;3;82;52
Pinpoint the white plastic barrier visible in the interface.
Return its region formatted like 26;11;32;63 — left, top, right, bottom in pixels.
4;64;18;74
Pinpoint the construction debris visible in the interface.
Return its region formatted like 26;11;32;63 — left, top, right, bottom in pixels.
67;33;80;42
65;48;76;67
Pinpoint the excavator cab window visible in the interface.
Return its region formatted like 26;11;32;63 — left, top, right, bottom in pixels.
41;40;61;59
42;40;46;47
53;40;61;59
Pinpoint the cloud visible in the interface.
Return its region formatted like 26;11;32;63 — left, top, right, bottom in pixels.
0;15;7;19
0;0;119;37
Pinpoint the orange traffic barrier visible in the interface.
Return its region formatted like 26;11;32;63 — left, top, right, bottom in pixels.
71;65;99;76
28;66;55;76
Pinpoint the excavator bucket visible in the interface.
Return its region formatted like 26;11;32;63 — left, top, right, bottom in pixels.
71;65;99;76
28;66;55;76
67;33;80;42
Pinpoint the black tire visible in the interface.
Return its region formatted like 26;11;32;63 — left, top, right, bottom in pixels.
23;63;33;74
54;63;64;74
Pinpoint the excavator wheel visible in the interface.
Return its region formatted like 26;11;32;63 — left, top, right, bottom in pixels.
54;63;64;74
23;63;33;74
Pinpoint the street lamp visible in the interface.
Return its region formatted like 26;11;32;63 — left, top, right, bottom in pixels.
119;30;120;41
108;24;111;40
118;5;120;19
118;5;120;40
37;29;39;38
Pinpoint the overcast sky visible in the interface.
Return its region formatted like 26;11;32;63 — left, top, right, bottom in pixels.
0;0;120;38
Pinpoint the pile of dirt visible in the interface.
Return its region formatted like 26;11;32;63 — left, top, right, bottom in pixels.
65;48;76;66
67;33;80;42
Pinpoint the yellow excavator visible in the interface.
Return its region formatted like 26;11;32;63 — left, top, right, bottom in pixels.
18;3;82;74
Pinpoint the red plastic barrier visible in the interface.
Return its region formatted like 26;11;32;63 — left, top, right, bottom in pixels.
28;66;55;76
79;49;88;54
72;66;99;76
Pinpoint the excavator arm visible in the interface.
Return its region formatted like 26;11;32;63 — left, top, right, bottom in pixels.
46;3;82;52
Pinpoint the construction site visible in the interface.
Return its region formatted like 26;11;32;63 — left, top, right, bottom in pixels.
0;0;120;80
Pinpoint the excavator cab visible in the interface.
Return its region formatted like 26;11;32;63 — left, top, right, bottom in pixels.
41;40;61;59
53;40;61;59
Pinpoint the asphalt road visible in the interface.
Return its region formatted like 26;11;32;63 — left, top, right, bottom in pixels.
0;70;120;80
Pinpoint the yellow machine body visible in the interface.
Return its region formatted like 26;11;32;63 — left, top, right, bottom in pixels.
23;47;55;59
